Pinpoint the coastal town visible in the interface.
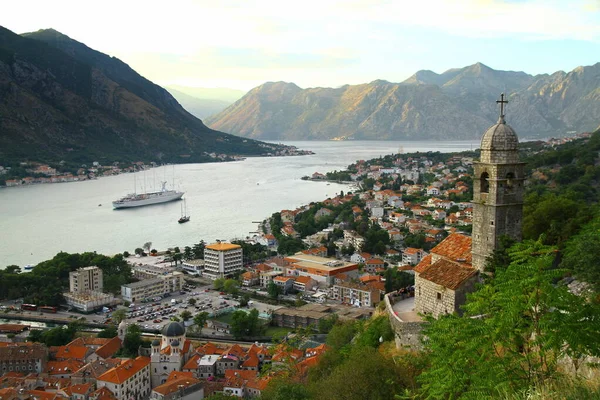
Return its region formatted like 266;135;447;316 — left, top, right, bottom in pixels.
0;129;598;399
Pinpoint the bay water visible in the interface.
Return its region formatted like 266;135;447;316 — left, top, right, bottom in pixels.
0;140;478;268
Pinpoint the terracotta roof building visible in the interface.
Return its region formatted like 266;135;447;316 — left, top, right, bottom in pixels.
414;233;478;318
0;344;47;375
96;356;151;400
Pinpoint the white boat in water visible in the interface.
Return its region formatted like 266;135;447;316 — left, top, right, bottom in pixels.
113;181;184;209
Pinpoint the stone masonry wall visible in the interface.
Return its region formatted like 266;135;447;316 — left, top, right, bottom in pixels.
414;275;456;318
385;293;425;351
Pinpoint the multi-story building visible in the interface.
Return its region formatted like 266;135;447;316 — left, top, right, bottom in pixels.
181;259;204;276
203;242;243;280
121;272;184;303
70;266;103;293
332;282;381;308
97;356;151;400
284;253;359;285
65;266;114;312
132;264;176;280
0;344;47;374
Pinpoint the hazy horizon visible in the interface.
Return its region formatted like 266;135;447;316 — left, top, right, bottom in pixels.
3;0;599;91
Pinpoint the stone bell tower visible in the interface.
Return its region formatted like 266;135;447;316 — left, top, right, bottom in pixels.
472;94;525;272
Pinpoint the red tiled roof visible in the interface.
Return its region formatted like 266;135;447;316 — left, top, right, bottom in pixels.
414;254;433;274
97;356;150;384
182;354;200;370
242;352;260;368
153;376;201;396
90;386;117;400
431;233;472;264
366;258;384;264
418;259;477;290
95;337;121;360
293;275;313;284
45;359;84;375
54;345;89;360
69;383;92;395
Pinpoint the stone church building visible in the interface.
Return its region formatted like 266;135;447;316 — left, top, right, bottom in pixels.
414;95;524;318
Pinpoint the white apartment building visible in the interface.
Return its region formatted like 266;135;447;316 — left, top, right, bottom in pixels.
97;356;151;400
203;242;243;280
65;266;114;312
70;266;103;293
121;272;184;303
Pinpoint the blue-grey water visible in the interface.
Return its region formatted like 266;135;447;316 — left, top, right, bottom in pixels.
0;140;478;268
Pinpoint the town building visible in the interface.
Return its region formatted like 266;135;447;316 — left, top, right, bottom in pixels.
332;282;381;308
150;322;194;387
121;272;184;303
0;344;47;374
96;356;151;400
69;266;103;293
284;253;359;285
64;266;114;312
150;372;203;400
203;242;243;280
181;260;204;276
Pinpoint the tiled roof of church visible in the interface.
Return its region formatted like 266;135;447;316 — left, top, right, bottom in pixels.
414;255;432;274
431;233;472;264
418;259;477;290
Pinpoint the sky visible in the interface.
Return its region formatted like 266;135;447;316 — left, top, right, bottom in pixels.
3;0;600;91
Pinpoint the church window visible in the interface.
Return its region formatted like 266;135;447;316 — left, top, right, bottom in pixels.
490;221;494;226
437;292;442;300
480;172;489;193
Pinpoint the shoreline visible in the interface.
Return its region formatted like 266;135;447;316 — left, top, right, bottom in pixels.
0;151;315;190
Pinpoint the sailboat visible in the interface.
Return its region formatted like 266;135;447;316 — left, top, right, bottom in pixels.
178;198;190;223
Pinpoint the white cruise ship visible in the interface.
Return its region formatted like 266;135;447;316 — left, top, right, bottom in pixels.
113;181;184;209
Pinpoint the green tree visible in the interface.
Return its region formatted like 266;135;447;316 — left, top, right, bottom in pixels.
261;378;311;400
419;239;600;399
112;308;127;324
122;324;143;357
193;312;209;332
230;309;262;339
180;310;192;322
239;293;250;307
223;279;239;295
309;346;405;400
98;325;118;338
562;214;600;292
213;278;225;290
188;298;197;306
267;281;281;300
318;314;338;334
183;246;193;260
135;248;144;256
4;265;21;274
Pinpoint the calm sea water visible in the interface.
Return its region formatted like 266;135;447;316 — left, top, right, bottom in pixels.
0;140;478;268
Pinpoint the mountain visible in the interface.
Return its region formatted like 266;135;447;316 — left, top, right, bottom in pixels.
206;62;600;140
0;27;280;164
165;87;237;119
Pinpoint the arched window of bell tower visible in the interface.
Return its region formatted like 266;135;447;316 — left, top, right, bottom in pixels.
480;172;489;193
505;172;514;189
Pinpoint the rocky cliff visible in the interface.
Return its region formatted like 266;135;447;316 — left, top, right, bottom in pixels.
0;27;278;163
206;62;600;140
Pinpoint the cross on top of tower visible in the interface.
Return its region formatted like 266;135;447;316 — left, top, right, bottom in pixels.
496;93;508;119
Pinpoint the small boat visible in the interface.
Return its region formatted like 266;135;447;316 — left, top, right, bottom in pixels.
178;199;190;224
23;265;34;271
